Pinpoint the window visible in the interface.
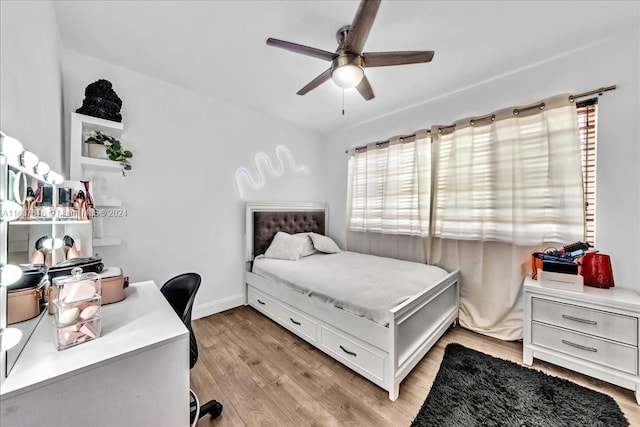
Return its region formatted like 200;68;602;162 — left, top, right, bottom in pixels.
348;96;588;246
432;102;585;246
577;99;597;246
347;134;431;236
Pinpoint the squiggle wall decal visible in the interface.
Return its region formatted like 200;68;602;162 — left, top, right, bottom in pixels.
235;144;310;199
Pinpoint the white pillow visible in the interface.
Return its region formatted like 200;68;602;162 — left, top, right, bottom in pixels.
309;233;341;254
293;233;316;257
264;232;305;260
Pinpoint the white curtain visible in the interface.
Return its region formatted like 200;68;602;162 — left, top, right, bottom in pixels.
347;232;427;263
429;94;584;340
347;130;431;237
433;94;585;245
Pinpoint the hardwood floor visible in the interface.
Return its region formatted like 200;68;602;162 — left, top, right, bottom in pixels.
191;306;639;426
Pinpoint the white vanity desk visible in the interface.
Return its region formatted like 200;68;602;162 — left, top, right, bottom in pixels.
0;281;190;426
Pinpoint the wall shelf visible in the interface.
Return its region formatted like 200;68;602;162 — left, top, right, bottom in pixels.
80;156;123;173
69;113;125;251
74;113;123;137
70;113;124;179
9;220;91;226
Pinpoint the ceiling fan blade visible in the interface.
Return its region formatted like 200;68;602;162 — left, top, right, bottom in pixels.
267;38;337;61
342;0;381;54
363;51;435;67
297;69;332;95
356;74;375;100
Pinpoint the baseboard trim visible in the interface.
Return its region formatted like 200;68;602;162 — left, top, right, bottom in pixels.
193;294;244;319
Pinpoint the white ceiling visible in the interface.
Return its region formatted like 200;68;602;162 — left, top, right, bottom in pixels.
53;1;638;136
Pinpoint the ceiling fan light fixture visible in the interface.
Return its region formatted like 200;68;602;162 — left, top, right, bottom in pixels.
332;63;364;89
267;0;432;100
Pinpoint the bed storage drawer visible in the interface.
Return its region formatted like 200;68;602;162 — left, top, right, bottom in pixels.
247;286;278;318
278;304;318;343
532;298;638;346
531;322;637;375
319;326;385;382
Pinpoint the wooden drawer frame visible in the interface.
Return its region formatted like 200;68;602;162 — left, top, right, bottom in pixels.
531;322;637;375
247;286;277;318
532;297;637;345
319;325;385;382
278;303;318;343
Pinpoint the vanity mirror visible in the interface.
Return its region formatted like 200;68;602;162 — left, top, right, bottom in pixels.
1;131;91;385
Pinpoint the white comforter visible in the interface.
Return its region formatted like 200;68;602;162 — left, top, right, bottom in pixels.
252;251;449;325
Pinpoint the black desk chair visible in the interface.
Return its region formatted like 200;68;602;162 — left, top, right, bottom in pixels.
160;273;223;425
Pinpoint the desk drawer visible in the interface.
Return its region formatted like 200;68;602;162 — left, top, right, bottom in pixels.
319;326;384;382
277;304;318;343
532;298;638;346
532;322;637;375
247;286;278;318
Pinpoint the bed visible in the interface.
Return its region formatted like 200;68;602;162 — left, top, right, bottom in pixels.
244;202;460;401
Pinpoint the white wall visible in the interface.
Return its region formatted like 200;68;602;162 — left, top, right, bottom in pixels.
325;26;640;292
61;50;326;318
0;0;63;172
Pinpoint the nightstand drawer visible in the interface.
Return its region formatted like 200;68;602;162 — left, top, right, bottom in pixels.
532;322;637;375
532;298;638;346
247;286;278;318
278;304;318;343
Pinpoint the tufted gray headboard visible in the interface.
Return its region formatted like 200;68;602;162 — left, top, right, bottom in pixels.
245;202;328;262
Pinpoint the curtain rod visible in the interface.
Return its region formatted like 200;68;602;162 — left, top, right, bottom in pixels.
569;85;617;102
345;85;617;153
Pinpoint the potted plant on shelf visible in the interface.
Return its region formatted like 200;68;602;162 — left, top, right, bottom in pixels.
84;130;133;176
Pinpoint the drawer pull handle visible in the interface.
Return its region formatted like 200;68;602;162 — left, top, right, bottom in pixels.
339;345;357;357
257;299;266;305
562;339;597;353
562;314;597;325
290;318;301;326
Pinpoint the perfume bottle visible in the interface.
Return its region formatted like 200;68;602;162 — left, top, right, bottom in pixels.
20;187;36;220
74;190;89;220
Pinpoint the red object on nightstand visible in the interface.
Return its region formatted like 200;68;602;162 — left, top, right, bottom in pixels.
581;252;615;288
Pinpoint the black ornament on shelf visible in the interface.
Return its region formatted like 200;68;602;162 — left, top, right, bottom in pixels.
75;79;123;122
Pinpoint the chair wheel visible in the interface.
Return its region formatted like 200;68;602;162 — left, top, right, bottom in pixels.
201;400;223;419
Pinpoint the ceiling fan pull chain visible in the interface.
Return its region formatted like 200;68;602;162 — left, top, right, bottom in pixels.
342;89;345;116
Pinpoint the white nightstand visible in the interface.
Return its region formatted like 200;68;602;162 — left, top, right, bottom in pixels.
523;277;640;405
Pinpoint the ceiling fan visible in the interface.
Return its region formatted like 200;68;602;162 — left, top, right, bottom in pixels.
266;0;434;101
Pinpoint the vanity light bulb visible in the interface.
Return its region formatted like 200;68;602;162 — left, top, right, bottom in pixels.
45;171;60;184
0;264;23;286
0;135;24;158
0;328;23;351
21;151;39;168
36;162;50;176
51;172;64;185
